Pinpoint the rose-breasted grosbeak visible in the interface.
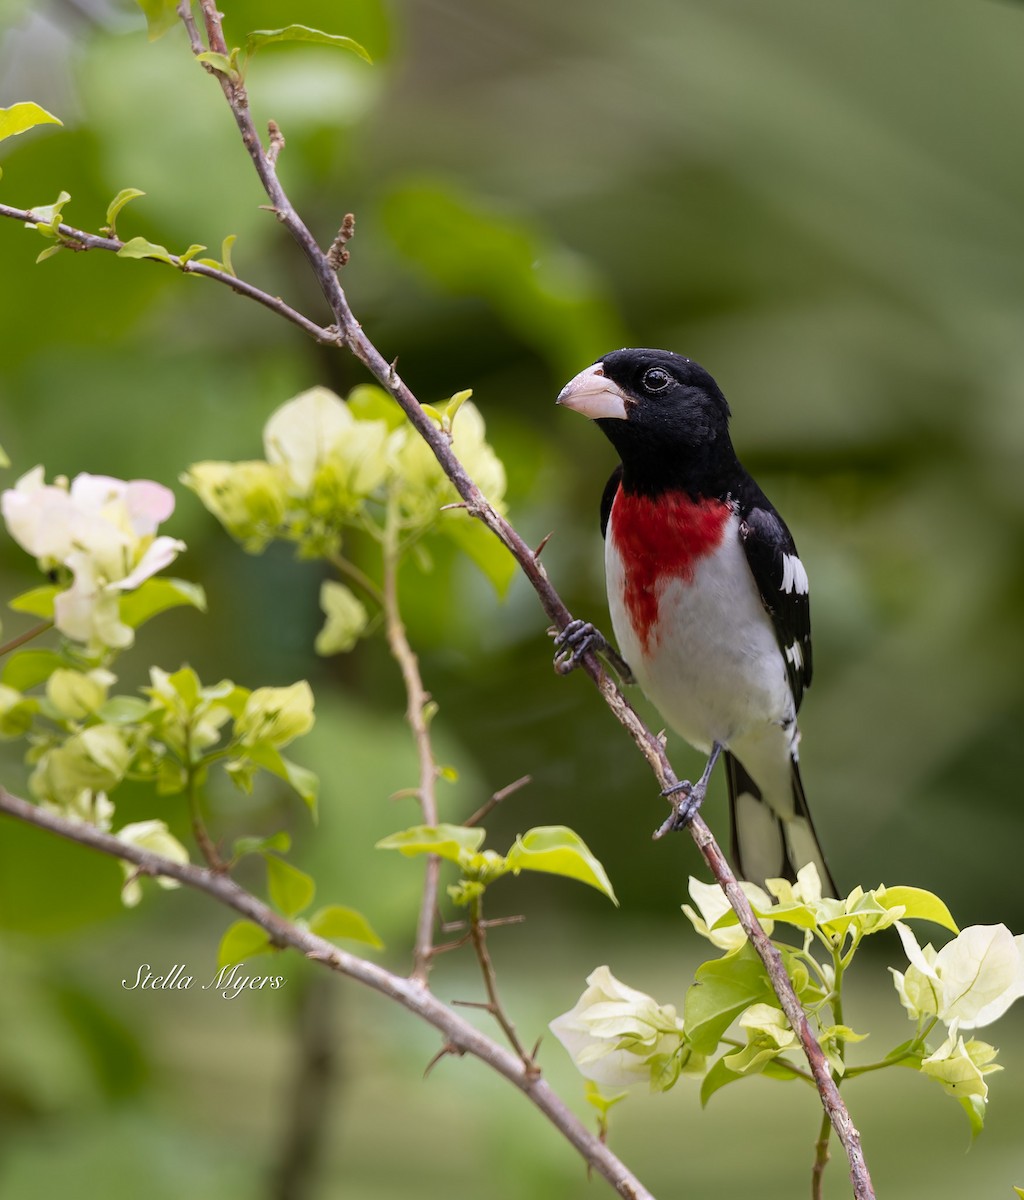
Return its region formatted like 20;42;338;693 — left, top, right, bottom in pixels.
556;347;836;896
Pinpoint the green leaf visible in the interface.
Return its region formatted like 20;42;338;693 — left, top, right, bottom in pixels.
104;187;145;234
442;515;516;597
219;233;237;277
243;742;320;818
308;904;383;948
877;885;959;934
959;1094;986;1138
376;823;486;864
503;825;617;904
9;585;59;618
25;191;70;233
315;580;368;656
118;577;206;629
117;236;176;265
2;649;63;690
179;243;207;264
265;855;315;918
233;831;292;860
700;1052;800;1107
244;24;373;63
135;0;179;41
0;443;9;467
195;50;237;74
684;945;775;1055
0;102;62;145
217;919;273;969
98;696;151;724
36;245;63;263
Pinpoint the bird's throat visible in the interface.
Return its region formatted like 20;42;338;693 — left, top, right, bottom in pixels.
609;485;733;653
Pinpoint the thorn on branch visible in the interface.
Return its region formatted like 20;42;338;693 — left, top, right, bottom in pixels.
327;212;356;271
388;358;400;387
424;1040;464;1078
267;119;286;164
533;531;554;559
305;948;340;965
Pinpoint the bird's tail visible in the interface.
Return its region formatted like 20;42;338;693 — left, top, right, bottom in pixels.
725;750;837;898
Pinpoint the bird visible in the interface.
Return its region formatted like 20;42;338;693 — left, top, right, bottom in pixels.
555;347;836;896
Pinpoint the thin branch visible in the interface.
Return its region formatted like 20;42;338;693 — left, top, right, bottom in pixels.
0;785;654;1200
464;774;532;829
0;202;338;345
382;506;440;984
0;620;53;658
468;893;535;1068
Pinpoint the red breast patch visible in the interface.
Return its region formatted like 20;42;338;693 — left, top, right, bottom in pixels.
610;486;732;653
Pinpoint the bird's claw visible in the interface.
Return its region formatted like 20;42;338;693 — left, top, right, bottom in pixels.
552;619;635;684
657;778;706;834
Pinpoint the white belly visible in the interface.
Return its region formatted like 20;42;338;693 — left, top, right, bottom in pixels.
606;513;793;754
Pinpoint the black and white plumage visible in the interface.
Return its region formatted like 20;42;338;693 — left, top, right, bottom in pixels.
557;347;836;895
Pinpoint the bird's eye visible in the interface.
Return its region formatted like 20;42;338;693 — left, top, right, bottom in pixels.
642;368;670;393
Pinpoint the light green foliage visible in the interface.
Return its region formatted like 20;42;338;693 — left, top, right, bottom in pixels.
265;854;316;917
315;581;369;654
115;819;189;906
556;864;1024;1134
134;0;178;42
0;465;322;918
376;822;617;904
307;904;383;949
116;235;176;265
184;382;514;659
244;25;372;65
102;187;145;237
0;101;62;145
217;919;273;969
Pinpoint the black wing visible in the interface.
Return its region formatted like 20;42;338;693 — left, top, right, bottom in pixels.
736;498;812;710
599;464;623;538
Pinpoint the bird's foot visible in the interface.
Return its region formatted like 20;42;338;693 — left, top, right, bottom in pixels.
656;778;707;835
552;619;635;684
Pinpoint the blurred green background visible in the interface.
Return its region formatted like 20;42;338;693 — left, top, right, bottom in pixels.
2;0;1024;1196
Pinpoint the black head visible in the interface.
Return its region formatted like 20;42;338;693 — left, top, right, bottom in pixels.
557;348;738;496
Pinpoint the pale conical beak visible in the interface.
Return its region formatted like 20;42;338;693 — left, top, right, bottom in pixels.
556;364;629;420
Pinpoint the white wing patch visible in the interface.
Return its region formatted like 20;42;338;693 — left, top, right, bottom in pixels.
781;553;809;595
785;640;804;672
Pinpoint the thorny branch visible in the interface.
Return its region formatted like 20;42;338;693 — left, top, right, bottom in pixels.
0;6;876;1198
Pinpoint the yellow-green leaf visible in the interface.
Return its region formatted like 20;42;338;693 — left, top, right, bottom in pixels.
9;584;59;618
877;886;959;934
135;0;178;41
118;577;206;629
117;236;176;265
245;24;372;63
195;50;236;74
265;855;315;918
105;187;145;233
376;823;486;864
503;825;617;904
0;102;62;145
1;649;62;690
308;904;383;949
217;919;273;969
